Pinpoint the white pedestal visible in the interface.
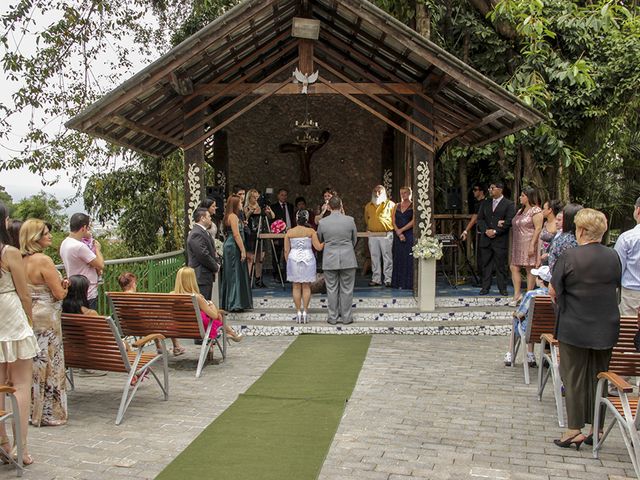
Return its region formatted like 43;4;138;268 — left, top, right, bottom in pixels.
418;258;436;312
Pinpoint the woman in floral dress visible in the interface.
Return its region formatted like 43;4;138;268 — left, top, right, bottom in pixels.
20;219;69;426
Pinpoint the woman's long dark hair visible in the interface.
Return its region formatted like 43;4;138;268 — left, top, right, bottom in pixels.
62;275;91;314
0;202;9;275
562;203;584;236
519;186;541;214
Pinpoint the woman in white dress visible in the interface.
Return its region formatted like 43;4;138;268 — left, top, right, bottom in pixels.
0;202;39;465
284;211;324;323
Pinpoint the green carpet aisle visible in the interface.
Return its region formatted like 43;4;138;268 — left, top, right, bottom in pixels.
156;335;372;480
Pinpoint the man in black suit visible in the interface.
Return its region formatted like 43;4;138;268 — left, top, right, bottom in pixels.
476;182;515;295
270;188;295;279
187;208;219;300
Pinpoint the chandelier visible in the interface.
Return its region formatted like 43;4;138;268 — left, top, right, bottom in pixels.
292;68;322;152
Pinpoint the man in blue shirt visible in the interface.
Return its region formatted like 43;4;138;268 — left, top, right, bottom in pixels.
504;265;551;367
614;197;640;317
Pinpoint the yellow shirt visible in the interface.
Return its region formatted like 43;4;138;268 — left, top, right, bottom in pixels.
364;201;395;232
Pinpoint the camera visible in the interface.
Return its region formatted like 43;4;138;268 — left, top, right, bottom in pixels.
257;187;274;210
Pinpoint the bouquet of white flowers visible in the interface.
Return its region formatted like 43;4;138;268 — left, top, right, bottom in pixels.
411;235;443;260
214;238;224;258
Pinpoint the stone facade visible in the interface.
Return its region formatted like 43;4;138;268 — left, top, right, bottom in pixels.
226;95;389;232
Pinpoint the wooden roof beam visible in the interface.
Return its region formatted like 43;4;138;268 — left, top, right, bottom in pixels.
317;75;434;154
111;115;183;146
436;110;506;147
197;82;420;95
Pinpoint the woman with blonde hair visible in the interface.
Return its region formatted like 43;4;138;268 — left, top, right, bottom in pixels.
174;267;243;342
549;208;621;449
20;218;70;428
244;188;273;288
220;195;253;311
0;204;38;465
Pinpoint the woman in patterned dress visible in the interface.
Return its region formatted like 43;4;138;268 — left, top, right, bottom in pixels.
0;203;39;465
20;219;69;427
538;199;564;266
509;187;544;303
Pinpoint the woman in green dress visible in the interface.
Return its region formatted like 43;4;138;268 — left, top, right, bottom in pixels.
220;194;253;311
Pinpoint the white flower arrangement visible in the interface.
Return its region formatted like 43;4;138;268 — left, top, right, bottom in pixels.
214;238;224;258
411;235;444;260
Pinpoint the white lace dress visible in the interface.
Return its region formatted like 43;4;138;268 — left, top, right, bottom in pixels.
0;268;39;363
286;237;317;283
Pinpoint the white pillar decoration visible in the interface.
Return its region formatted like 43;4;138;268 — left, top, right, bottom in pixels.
415;159;436;311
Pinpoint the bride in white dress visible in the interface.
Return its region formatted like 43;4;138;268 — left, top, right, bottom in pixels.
284;211;324;323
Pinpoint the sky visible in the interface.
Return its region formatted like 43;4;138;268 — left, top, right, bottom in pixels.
0;3;155;212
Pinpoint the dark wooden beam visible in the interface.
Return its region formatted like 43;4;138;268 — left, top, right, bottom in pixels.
298;39;314;75
111;115;183;147
197;82;421;95
316;75;434;154
436;110;505;147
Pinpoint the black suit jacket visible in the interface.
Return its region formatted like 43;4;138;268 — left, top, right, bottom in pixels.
270;201;295;229
476;197;516;248
187;224;219;285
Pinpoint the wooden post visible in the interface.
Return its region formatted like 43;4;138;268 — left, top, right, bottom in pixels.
411;95;436;311
183;96;206;244
298;39;314;76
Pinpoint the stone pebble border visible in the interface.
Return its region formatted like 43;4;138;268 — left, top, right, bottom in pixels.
230;310;513;323
234;324;511;336
253;296;512;309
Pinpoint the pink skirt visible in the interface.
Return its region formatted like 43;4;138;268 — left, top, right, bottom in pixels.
201;312;223;339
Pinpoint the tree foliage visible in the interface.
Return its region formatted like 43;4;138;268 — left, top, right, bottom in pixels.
12;190;67;228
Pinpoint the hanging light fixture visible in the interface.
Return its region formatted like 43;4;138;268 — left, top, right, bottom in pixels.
292;68;322;152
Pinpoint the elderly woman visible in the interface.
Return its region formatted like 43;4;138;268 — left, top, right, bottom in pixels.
548;203;583;273
549;208;621;449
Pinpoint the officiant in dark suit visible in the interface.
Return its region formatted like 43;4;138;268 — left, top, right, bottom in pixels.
270;188;295;278
477;182;515;295
187;208;219;300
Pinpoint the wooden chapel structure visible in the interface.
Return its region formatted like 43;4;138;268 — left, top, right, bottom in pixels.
66;0;545;311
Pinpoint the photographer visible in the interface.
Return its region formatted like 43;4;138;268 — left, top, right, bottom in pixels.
244;189;274;287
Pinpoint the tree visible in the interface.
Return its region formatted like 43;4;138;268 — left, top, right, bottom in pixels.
0;185;12;209
13;191;67;229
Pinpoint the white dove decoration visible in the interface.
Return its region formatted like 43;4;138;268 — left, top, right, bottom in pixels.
292;68;319;94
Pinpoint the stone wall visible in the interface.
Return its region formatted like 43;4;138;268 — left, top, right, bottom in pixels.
226;95;388;231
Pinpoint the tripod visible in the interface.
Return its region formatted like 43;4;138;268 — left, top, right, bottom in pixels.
251;213;285;289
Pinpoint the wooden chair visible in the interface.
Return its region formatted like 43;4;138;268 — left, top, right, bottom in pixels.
0;385;24;476
107;292;226;378
61;313;169;425
592;315;640;477
510;295;555;385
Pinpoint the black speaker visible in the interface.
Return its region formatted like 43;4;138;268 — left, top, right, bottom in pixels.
446;187;461;212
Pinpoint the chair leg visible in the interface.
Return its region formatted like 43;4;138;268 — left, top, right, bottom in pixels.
66;368;75;391
195;321;215;378
7;392;24;476
550;347;564;427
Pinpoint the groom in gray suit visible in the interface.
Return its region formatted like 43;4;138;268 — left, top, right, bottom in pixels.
316;196;358;324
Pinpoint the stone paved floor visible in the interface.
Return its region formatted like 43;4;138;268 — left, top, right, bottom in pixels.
2;335;636;479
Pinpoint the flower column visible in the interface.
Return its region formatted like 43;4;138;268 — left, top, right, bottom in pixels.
411;95;436;311
183;96;206;244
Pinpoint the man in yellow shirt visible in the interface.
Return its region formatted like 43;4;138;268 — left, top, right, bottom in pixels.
364;185;395;287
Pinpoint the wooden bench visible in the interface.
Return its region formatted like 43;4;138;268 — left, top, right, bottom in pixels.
107;292;226;378
61;313;169;425
510;295;555;385
593;315;640;475
0;385;24;476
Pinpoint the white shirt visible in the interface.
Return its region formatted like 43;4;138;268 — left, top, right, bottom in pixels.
60;237;98;300
492;196;503;212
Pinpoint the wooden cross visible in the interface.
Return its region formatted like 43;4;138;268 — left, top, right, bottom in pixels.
279;131;330;185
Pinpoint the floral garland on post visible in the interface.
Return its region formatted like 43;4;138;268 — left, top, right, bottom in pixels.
214;238;224;258
186;163;201;229
411;235;443;260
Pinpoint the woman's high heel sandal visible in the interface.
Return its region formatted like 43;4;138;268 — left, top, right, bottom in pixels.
296;311;302;324
554;432;585;450
0;436;11;464
302;311;308;324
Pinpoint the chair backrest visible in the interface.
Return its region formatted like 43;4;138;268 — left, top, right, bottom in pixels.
61;313;128;373
608;315;640;377
107;292;203;339
527;295;556;342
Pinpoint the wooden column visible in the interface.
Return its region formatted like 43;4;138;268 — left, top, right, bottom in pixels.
183;96;206;242
298;39;314;76
411;95;436;311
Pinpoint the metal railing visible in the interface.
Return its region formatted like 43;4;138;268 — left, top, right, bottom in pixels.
58;250;186;314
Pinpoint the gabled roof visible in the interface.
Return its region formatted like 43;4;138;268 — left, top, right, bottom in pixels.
66;0;545;157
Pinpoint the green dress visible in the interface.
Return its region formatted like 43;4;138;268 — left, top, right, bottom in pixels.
220;220;253;311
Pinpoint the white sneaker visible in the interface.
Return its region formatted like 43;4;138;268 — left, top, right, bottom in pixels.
527;352;538;368
504;352;512;366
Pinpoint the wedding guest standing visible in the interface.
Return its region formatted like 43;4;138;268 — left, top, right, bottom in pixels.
187;208;219;301
548;203;583;273
539;199;564;266
270;188;295;279
614;196;640;316
20;219;69;427
7;219;23;249
509;187;543;303
221;195;253;312
364;185;395;287
0;202;38;466
244;189;274;287
314;188;336;225
549;209;621;450
391;186;414;290
284;210;324;323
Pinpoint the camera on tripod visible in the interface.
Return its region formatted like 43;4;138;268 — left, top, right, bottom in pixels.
257;187;274;210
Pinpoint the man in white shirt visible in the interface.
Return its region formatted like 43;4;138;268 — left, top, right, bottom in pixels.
60;212;105;377
60;213;104;310
614;197;640;316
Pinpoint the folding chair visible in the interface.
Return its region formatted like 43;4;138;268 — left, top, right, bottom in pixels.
0;385;24;476
593;315;640;477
